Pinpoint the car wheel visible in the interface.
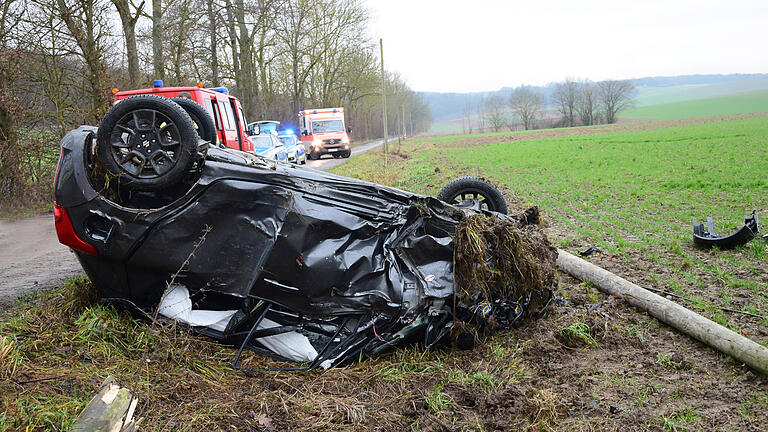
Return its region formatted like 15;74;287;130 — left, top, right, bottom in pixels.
343;151;351;158
169;97;216;146
436;176;508;214
96;94;199;191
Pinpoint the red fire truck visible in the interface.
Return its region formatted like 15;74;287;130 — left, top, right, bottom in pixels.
298;108;351;159
113;80;254;152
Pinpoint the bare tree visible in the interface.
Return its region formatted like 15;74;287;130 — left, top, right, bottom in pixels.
0;0;24;48
53;0;112;120
476;95;486;132
598;79;635;124
509;87;543;130
463;100;472;134
111;0;144;86
552;77;578;127
482;95;506;132
575;80;598;126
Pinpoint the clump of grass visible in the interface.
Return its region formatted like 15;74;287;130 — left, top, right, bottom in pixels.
0;336;22;379
656;353;684;370
453;211;557;313
525;388;559;426
561;322;598;347
425;382;453;414
661;405;700;431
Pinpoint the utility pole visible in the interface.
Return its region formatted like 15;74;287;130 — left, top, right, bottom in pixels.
380;38;388;168
402;104;407;138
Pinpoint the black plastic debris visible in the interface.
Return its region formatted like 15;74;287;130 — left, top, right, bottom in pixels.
579;246;603;257
692;212;759;249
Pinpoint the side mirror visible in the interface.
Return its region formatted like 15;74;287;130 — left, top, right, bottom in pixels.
346;127;351;133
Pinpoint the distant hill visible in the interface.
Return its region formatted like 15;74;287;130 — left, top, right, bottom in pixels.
422;73;768;125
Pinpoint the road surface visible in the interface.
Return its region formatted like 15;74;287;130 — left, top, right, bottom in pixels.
304;138;384;171
0;138;385;307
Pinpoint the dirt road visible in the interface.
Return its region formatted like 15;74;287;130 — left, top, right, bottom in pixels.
0;214;82;307
0;139;386;306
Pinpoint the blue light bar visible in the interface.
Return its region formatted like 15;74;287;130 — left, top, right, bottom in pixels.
153;79;163;87
285;129;294;135
210;87;229;94
313;110;317;114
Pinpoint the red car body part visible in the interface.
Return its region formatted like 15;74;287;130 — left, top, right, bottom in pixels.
113;84;253;152
54;204;98;255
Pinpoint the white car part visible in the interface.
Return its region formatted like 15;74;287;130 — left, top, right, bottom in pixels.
158;284;318;362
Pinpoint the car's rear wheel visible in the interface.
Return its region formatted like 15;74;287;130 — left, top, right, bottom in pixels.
170;97;216;145
96;94;199;191
437;176;508;214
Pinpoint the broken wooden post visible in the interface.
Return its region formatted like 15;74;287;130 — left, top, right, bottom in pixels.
70;376;138;432
556;249;768;375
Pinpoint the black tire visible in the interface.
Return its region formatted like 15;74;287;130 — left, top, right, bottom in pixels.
96;94;199;191
169;97;216;145
343;150;351;158
436;176;508;214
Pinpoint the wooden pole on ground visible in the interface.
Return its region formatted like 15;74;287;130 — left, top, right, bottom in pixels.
556;249;768;375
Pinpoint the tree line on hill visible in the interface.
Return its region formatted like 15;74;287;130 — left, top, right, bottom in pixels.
463;78;635;133
0;0;431;209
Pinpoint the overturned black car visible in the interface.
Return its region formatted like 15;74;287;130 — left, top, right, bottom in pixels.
53;95;556;369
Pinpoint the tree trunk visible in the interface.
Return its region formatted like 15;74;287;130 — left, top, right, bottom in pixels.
207;0;218;85
224;0;239;83
111;0;141;87
152;0;164;80
235;0;253;115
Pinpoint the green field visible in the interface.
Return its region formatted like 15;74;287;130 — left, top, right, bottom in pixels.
428;121;463;134
632;76;768;107
623;90;768;119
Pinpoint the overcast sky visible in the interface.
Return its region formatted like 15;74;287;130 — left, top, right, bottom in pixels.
366;0;767;93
